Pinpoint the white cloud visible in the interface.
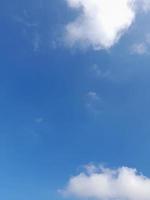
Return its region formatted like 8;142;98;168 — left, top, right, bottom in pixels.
61;165;150;200
64;0;150;50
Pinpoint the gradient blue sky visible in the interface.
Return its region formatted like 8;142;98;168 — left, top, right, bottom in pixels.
1;0;150;200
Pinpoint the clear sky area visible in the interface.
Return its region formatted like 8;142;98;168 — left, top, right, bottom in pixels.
1;0;150;200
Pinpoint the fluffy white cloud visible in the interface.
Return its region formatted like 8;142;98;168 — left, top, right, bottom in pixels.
64;0;150;50
61;165;150;200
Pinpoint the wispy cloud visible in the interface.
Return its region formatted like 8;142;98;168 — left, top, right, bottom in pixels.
35;117;44;124
130;43;148;55
85;91;103;113
91;64;111;79
32;32;41;52
140;0;150;12
13;10;41;53
61;164;150;200
130;33;150;55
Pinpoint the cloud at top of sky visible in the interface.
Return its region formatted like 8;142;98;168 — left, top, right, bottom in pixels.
61;164;150;200
64;0;150;50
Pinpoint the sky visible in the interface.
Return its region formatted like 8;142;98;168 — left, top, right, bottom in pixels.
1;0;150;200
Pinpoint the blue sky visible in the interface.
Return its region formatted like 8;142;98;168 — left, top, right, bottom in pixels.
1;0;150;200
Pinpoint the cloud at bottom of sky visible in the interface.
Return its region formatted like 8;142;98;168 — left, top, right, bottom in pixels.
61;164;150;200
64;0;150;50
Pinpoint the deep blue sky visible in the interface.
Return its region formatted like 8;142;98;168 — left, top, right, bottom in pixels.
0;0;150;199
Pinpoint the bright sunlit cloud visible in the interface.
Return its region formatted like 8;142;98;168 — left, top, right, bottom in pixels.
61;165;150;200
64;0;150;50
